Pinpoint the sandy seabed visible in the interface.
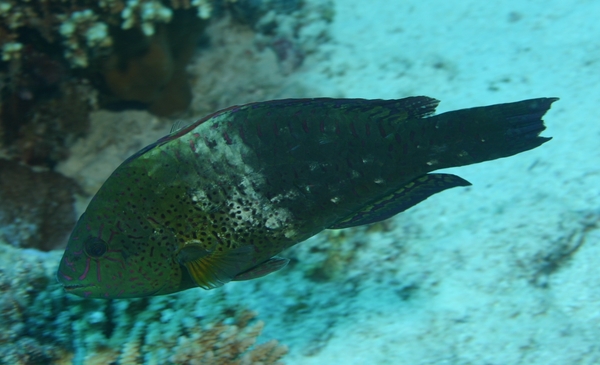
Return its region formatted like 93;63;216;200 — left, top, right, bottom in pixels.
266;1;600;364
57;0;600;364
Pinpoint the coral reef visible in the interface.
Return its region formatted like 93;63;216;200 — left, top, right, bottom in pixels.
1;77;96;167
0;2;333;362
0;0;214;170
0;0;214;67
0;0;330;118
0;243;71;364
0;0;333;170
101;9;206;116
228;0;333;74
0;159;80;251
0;241;287;365
188;0;333;116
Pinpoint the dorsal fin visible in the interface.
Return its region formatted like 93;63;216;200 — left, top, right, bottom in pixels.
170;120;192;133
122;104;246;165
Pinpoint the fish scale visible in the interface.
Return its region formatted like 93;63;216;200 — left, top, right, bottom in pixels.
58;96;556;298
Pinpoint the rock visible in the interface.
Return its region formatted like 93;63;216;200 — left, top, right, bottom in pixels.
0;160;79;251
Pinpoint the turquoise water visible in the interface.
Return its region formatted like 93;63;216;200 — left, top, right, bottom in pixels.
1;0;599;364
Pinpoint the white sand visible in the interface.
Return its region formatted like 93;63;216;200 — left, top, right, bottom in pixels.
248;0;600;364
57;0;600;363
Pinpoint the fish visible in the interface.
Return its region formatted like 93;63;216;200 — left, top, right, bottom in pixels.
57;96;556;298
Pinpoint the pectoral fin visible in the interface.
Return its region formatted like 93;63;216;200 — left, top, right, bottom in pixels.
329;173;471;229
233;256;290;281
177;245;254;289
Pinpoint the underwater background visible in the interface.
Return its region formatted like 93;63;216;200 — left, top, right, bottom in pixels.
1;0;599;364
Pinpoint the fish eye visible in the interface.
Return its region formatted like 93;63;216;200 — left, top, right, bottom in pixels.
84;237;107;258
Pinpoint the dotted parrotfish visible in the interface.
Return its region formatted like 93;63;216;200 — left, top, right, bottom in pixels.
57;96;556;298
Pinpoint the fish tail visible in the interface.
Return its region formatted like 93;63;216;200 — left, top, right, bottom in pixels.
427;97;557;167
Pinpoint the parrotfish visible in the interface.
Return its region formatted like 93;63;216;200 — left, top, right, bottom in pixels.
57;96;556;298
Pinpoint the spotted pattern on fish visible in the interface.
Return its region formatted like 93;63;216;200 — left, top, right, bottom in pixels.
57;96;556;298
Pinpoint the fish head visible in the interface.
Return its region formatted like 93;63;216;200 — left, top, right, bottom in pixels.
57;191;181;299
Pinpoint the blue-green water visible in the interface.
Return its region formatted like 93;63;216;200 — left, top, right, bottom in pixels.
1;0;599;364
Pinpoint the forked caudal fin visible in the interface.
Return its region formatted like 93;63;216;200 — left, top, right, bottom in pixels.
426;97;557;168
329;97;557;230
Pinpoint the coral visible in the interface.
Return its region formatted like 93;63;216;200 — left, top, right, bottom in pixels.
187;0;334;117
0;2;214;152
228;0;334;74
0;2;208;169
0;0;215;67
0;241;287;365
0;37;97;167
0;1;217;168
0;0;334;169
0;159;80;251
102;9;206;116
0;243;72;365
103;309;289;365
1;77;96;167
121;0;174;37
58;9;113;68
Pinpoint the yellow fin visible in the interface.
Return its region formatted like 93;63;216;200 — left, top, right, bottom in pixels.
177;245;253;289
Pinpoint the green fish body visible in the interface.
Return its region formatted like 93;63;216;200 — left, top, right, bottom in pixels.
57;96;556;298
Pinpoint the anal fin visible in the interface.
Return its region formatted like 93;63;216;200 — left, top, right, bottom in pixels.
329;173;471;229
233;256;290;282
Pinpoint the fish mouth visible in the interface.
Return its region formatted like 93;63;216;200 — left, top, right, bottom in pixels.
62;284;96;292
62;284;103;298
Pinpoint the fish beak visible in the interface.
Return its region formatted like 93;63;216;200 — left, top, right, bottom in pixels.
62;283;97;297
